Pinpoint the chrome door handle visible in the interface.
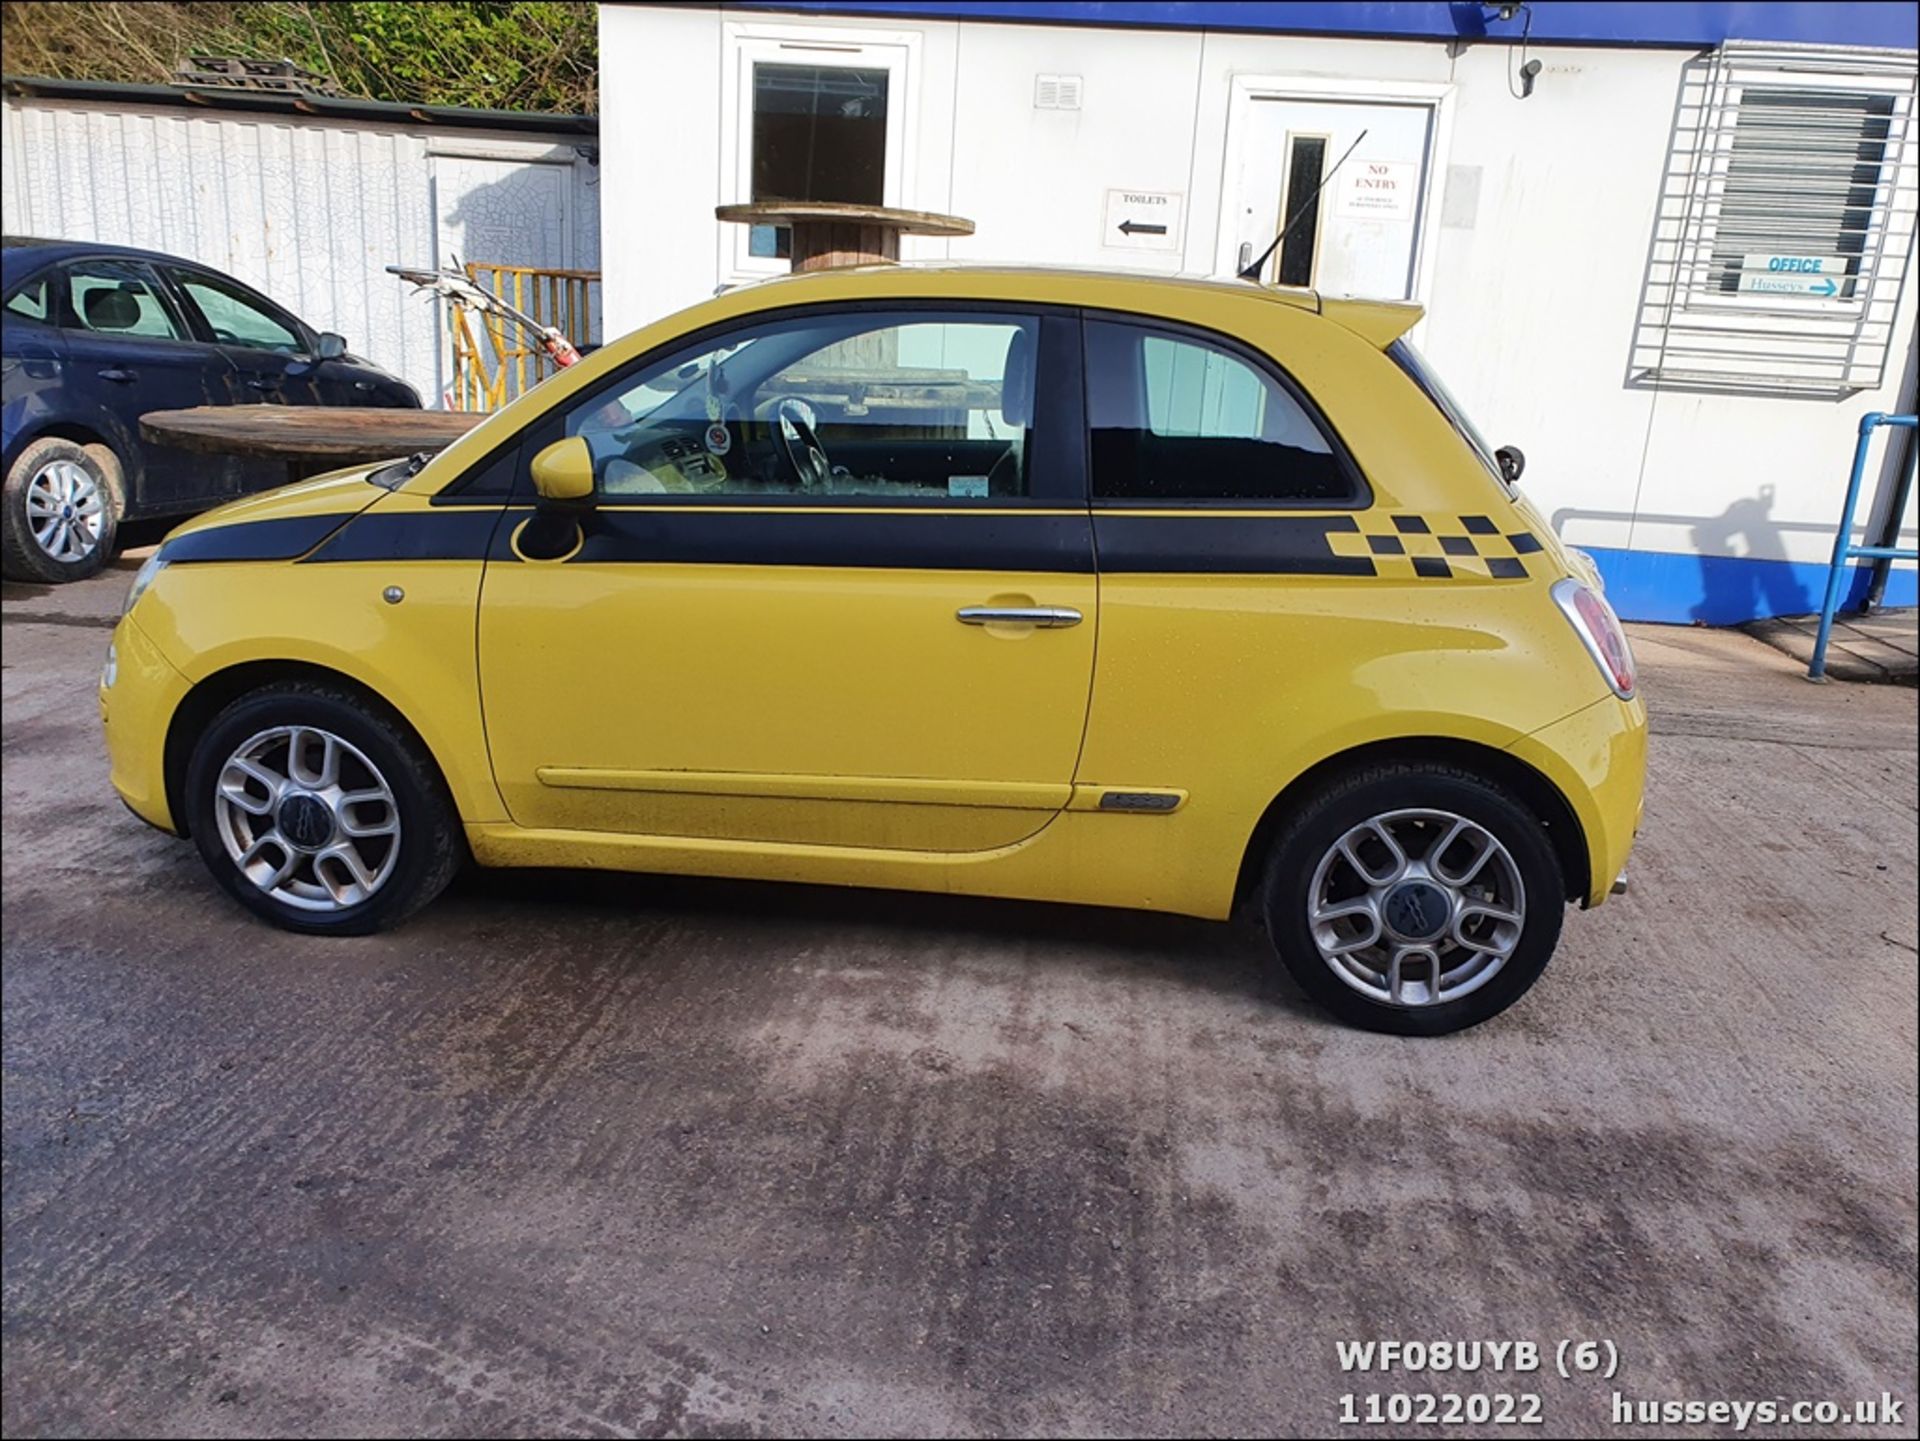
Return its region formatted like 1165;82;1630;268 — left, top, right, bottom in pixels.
956;605;1083;628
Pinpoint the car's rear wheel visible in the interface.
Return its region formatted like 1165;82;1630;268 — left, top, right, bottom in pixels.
184;682;462;934
1262;763;1565;1035
2;437;122;583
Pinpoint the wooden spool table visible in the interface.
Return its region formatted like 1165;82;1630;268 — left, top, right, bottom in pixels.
713;202;974;272
140;406;486;483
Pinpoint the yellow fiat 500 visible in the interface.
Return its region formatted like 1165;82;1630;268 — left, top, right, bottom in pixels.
102;265;1644;1034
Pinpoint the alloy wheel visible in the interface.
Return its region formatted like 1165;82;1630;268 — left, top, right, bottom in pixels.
211;726;402;911
1306;808;1527;1008
25;459;106;564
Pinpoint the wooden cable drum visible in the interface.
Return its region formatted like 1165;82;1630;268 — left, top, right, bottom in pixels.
714;202;974;272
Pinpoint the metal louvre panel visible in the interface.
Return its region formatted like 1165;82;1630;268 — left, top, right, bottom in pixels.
1629;40;1918;396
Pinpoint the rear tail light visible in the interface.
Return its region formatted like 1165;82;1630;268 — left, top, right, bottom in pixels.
1552;578;1636;699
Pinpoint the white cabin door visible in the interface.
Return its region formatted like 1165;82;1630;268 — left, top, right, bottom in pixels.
1226;97;1436;302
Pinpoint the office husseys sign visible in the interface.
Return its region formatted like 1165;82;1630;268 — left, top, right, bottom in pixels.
1737;253;1848;297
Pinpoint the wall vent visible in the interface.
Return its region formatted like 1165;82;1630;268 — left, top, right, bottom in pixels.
1034;74;1083;111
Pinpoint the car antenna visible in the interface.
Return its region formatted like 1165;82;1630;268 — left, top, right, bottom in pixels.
1237;128;1370;283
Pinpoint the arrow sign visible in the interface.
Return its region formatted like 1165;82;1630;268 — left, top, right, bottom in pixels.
1738;252;1848;297
1104;189;1183;251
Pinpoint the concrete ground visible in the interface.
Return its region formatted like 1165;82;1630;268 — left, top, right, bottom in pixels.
1747;607;1919;686
3;554;1916;1439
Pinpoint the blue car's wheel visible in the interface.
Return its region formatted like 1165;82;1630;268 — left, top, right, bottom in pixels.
2;437;121;583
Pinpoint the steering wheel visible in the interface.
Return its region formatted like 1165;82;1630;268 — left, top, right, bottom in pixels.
772;397;831;490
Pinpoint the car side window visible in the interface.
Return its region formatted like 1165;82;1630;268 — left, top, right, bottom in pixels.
61;261;188;342
1085;318;1356;504
563;311;1040;501
4;274;50;322
173;272;305;354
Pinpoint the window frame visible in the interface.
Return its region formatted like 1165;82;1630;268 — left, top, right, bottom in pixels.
1685;81;1901;323
51;257;195;345
1080;308;1372;511
719;22;920;283
1629;45;1917;395
450;299;1086;509
1273;130;1332;288
164;265;316;358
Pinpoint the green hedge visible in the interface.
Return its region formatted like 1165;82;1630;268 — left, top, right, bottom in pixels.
1;1;598;113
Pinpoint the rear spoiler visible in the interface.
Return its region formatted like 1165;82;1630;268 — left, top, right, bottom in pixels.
1318;297;1424;350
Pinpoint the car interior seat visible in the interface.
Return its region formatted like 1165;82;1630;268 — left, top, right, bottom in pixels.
83;286;141;331
986;327;1032;497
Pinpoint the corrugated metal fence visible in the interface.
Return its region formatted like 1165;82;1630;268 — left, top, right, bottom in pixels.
1;96;600;404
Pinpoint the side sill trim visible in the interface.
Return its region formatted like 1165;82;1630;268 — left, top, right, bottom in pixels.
534;767;1072;811
1068;784;1188;813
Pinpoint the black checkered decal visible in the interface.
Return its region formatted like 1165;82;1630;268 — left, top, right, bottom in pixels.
1328;514;1546;580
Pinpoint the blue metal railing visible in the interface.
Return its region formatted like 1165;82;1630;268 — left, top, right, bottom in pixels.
1808;412;1918;682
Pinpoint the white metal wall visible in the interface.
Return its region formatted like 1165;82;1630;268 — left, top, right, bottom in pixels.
1;97;601;404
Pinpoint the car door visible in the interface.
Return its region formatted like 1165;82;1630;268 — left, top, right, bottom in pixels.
50;258;242;514
476;304;1097;852
1;267;69;424
162;266;325;495
163;266;327;405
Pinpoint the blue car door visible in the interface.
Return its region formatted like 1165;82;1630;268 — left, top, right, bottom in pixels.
165;267;329;405
164;265;344;494
52;258;243;514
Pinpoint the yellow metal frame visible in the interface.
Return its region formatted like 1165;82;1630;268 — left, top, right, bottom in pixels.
447;262;598;412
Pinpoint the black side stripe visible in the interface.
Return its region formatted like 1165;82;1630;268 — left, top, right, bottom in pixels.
548;508;1099;572
1093;513;1374;576
163;513;358;564
165;507;1535;580
303;509;504;563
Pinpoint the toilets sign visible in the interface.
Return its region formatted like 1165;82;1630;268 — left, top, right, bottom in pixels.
1738;253;1848;297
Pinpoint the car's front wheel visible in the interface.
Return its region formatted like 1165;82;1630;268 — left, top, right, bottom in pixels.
184;682;463;934
1262;762;1565;1035
2;437;121;583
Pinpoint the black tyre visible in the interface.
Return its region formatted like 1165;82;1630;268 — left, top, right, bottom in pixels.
2;437;122;582
1262;763;1565;1036
184;682;463;935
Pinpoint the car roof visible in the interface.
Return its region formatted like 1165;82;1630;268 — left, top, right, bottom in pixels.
713;261;1426;351
1;235;201;268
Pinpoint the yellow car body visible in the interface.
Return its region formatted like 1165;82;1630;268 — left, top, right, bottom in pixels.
102;265;1645;1032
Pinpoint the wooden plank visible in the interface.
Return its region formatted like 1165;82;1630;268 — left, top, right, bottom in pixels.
140;406;485;463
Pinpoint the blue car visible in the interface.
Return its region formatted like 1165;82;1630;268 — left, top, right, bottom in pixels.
1;237;419;582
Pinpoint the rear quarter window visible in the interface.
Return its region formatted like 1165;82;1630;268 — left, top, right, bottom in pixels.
1086;318;1363;505
4;273;50;322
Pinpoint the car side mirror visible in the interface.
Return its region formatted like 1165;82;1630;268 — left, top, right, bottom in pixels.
314;331;348;361
531;436;595;504
1495;444;1525;485
518;436;596;561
